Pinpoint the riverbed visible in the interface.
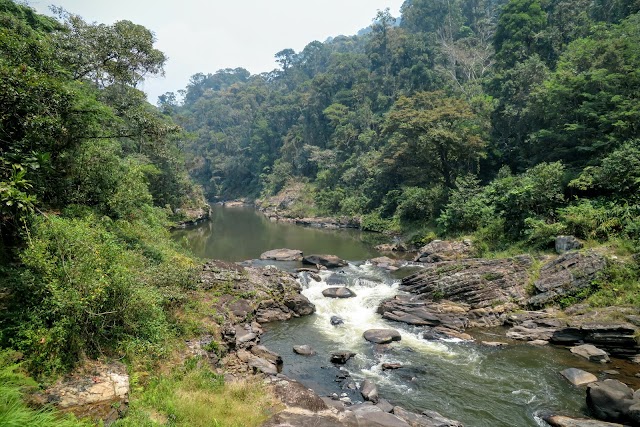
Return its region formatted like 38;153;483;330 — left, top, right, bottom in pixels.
175;205;603;426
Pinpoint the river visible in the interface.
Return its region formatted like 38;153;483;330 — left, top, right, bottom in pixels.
174;205;595;427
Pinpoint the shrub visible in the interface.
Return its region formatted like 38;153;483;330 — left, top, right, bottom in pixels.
438;175;492;233
395;185;446;224
523;217;566;249
361;212;395;233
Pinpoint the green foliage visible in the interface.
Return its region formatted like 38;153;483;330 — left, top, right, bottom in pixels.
2;211;197;376
361;212;396;233
438;175;492;233
523;217;566;248
588;260;640;307
395;185;447;224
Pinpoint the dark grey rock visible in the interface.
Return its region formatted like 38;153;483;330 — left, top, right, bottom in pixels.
250;345;283;372
571;344;611;363
555;235;583;254
363;329;402;344
330;351;356;364
331;315;345;326
587;380;637;424
323;287;357;298
303;254;348;268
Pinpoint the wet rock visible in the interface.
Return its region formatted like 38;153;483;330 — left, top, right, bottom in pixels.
544;415;624;426
364;329;402;344
413;240;474;263
250;345;283;372
555;235;583;254
370;256;403;271
330;351;356;364
360;380;379;403
303;254;348;268
587;380;640;424
603;370;620;376
393;406;464;427
571;344;611;363
260;248;303;261
378;296;473;329
528;340;550;346
560;368;598;386
293;345;315;356
527;251;606;307
382;363;403;371
322;287;357;298
331;315;345;326
284;293;316;316
482;341;508;347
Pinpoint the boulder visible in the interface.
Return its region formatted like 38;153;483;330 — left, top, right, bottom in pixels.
382;363;403;371
330;351;356;364
560;368;598;386
571;344;610;363
527;251;606;307
377;399;394;413
248;356;279;375
413;240;474;263
370;256;402;271
228;298;253;320
376;243;408;252
544;415;624;426
360;380;379;403
528;340;550;346
482;341;508;347
555;235;583;254
587;380;639;424
363;329;402;344
260;248;303;261
250;345;283;372
303;254;348;268
293;345;315;356
234;324;258;347
331;315;345;326
323;287;357;298
284;293;316;316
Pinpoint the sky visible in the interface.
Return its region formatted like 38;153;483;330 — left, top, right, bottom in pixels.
29;0;406;105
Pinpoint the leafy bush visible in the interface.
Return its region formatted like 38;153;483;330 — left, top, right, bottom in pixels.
361;212;395;233
523;217;566;248
314;188;346;214
2;210;196;376
395;185;446;224
438;175;492;233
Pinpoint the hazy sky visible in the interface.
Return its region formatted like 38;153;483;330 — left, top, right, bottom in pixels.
29;0;406;104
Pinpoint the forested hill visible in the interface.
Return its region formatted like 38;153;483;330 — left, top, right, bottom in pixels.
166;0;640;248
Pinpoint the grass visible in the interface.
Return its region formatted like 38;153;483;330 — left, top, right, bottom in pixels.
0;352;90;427
113;358;281;427
588;260;640;307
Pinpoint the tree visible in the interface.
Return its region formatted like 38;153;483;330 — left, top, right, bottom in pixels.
382;91;486;188
51;8;166;87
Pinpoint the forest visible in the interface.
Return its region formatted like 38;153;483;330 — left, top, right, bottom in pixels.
1;0;640;425
166;0;640;255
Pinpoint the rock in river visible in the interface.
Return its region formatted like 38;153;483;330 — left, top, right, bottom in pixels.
330;315;345;326
363;329;402;344
360;379;379;403
560;368;598;386
293;345;315;356
330;351;356;364
303;254;348;268
260;248;303;261
544;415;624;426
571;344;611;363
587;379;640;424
322;287;357;298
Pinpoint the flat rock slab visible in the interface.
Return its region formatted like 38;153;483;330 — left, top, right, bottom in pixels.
545;415;624;427
323;287;357;298
303;254;348;268
571;344;611;363
561;368;598;386
260;248;303;261
360;380;379;403
363;329;402;344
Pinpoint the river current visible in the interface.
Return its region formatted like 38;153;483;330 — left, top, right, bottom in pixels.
174;205;598;426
